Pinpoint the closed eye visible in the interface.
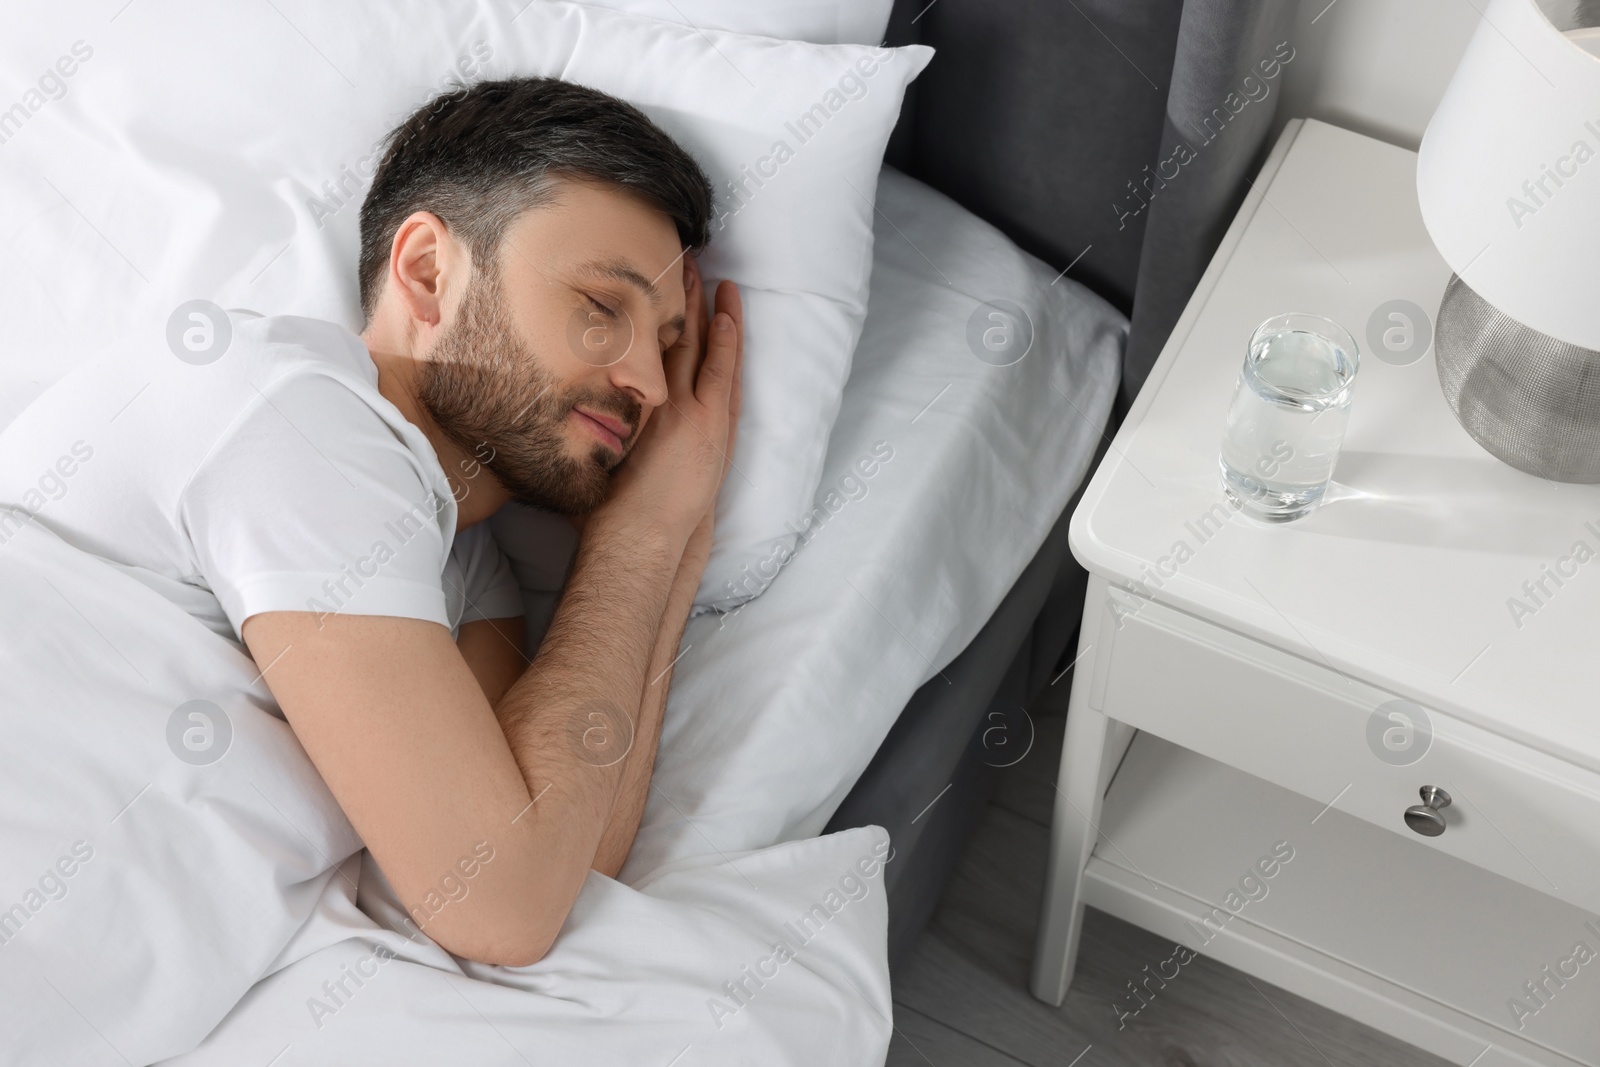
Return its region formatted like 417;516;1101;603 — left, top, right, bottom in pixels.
586;292;682;358
585;294;620;320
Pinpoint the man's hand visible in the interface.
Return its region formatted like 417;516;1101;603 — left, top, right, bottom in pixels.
598;257;742;553
673;257;743;580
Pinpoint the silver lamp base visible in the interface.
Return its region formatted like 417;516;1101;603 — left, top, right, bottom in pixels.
1435;274;1600;483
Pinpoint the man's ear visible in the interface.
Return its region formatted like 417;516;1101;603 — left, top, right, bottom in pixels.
388;211;463;331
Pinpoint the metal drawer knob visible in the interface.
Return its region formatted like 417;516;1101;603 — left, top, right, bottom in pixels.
1404;785;1452;837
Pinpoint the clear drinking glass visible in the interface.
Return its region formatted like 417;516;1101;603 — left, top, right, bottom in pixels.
1219;312;1359;522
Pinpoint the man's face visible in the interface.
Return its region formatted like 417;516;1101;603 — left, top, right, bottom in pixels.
417;179;688;515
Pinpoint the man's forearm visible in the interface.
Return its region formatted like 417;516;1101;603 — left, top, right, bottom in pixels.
488;511;682;916
589;548;701;877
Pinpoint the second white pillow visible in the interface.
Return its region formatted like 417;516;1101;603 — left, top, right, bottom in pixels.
582;0;894;45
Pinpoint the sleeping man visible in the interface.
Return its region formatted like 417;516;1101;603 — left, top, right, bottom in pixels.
0;77;742;966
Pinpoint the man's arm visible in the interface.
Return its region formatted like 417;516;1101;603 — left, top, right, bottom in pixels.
591;261;739;878
242;280;743;968
242;507;682;966
589;522;703;877
454;520;700;881
453;506;708;880
457;616;526;706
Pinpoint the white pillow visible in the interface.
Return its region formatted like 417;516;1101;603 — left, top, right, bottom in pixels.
0;2;930;610
587;0;893;44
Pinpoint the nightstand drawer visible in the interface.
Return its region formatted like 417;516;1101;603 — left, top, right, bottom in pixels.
1091;587;1600;914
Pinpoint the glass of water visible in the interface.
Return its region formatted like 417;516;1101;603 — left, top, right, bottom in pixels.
1220;312;1359;522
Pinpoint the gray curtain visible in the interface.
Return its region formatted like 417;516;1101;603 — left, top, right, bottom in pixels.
1123;0;1297;403
884;0;1294;404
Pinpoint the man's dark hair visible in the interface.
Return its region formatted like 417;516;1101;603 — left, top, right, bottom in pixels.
357;76;713;323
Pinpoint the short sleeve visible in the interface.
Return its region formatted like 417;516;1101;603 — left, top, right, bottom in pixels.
179;369;456;639
449;523;524;625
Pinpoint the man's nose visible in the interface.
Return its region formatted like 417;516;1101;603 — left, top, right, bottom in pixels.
610;340;669;409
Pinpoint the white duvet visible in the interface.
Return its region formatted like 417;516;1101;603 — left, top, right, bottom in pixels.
0;512;892;1066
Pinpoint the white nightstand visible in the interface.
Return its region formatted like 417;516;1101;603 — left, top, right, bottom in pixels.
1030;119;1600;1067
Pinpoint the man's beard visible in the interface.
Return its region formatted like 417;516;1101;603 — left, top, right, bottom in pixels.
416;271;640;515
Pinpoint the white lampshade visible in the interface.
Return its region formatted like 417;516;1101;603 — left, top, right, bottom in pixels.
1417;0;1600;352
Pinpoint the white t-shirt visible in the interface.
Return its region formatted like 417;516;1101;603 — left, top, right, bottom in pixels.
0;311;523;645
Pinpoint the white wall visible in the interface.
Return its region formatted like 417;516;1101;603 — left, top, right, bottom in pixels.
1276;0;1485;150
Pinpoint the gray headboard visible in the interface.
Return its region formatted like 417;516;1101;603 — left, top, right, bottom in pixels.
883;0;1296;403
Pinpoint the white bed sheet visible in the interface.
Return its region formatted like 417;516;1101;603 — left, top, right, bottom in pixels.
555;165;1126;880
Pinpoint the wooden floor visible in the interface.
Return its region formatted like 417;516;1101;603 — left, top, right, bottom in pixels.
886;700;1454;1067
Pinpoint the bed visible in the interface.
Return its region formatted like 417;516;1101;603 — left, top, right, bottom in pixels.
0;0;1297;1061
0;162;1118;1067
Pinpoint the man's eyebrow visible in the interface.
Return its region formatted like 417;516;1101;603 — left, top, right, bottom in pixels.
578;257;686;339
579;257;666;307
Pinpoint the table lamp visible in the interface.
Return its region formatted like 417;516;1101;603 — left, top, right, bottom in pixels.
1417;0;1600;482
